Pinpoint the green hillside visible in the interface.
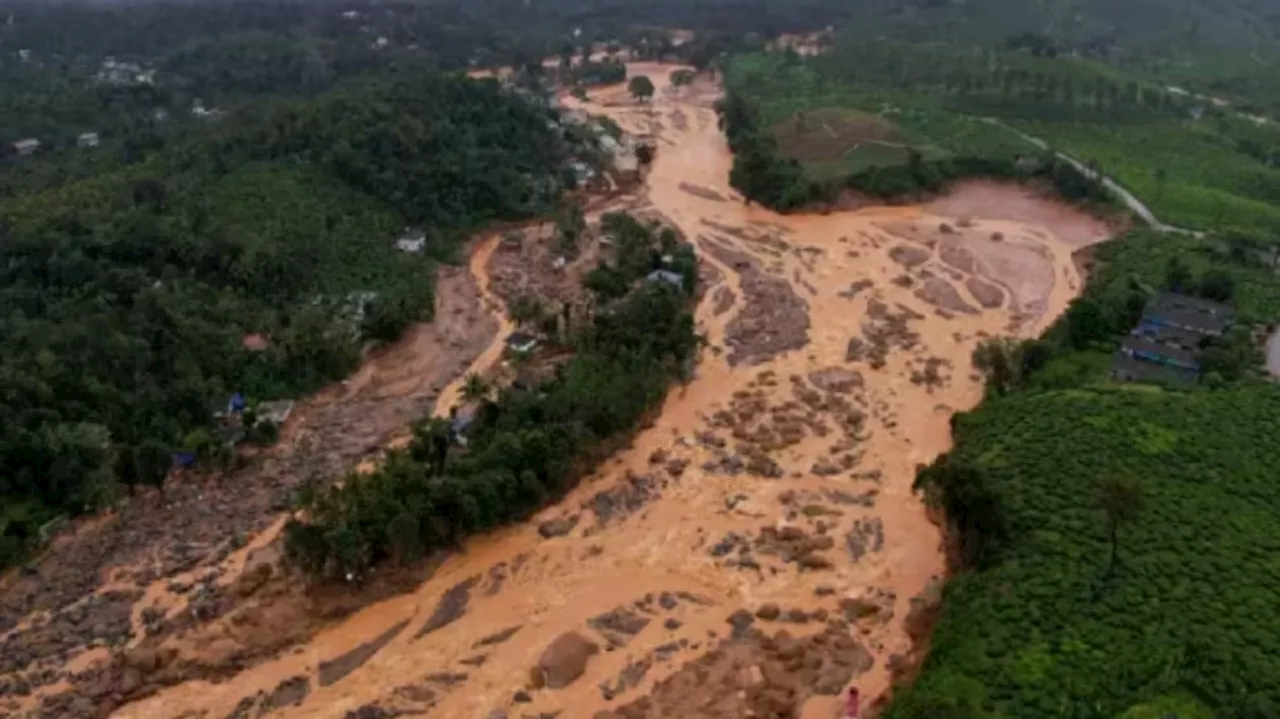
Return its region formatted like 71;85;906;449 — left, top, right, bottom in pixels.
891;382;1280;718
840;0;1280;59
0;73;567;567
725;45;1280;234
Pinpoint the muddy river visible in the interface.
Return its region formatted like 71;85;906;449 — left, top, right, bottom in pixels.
108;64;1112;719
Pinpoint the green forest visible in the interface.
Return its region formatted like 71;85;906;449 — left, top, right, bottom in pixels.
0;72;568;566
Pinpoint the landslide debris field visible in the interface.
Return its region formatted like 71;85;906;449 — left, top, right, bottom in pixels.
0;64;1111;719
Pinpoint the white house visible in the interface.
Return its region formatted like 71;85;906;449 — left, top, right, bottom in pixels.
12;138;39;156
507;331;539;354
77;132;100;148
396;228;427;253
97;58;152;86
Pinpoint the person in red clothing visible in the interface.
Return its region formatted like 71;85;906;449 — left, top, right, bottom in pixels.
844;686;861;718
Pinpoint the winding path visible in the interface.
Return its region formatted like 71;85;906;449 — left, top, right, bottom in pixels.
984;118;1202;236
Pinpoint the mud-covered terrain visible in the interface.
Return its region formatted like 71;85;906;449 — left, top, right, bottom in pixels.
3;64;1112;719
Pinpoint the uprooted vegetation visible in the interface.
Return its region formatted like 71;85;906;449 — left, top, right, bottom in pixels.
285;216;699;579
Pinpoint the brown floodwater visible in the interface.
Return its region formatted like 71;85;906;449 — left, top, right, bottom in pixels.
113;63;1111;719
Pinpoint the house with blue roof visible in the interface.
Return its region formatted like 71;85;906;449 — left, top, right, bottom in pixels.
1111;292;1233;384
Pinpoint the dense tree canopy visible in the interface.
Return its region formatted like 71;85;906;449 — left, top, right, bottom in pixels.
0;71;568;567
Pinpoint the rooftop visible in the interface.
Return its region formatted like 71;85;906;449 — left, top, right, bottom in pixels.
257;399;296;425
1119;337;1200;369
507;331;539;351
646;269;684;288
451;404;477;433
1143;292;1233;335
1110;354;1198;386
241;333;271;352
1153;292;1233;318
1130;323;1208;351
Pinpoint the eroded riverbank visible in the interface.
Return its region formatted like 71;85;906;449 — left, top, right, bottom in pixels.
14;63;1113;719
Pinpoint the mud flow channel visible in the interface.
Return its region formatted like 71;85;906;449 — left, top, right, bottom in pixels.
96;63;1112;719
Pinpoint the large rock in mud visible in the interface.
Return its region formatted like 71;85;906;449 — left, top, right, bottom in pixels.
914;278;978;315
888;245;931;269
537;515;579;539
965;277;1005;309
536;632;600;689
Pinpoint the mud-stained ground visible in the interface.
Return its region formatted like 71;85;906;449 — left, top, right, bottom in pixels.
923;180;1117;248
5;64;1114;719
0;261;499;718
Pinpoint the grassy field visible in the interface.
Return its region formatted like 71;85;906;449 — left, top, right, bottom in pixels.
768;107;947;180
728;53;1035;182
727;48;1280;236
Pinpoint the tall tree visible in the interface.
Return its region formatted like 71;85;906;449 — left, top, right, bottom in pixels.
972;337;1021;396
460;373;491;404
1065;297;1110;349
628;75;656;102
1164;255;1195;293
1099;475;1144;582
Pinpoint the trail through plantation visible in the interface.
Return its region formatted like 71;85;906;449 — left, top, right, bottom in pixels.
30;65;1113;719
983;117;1196;235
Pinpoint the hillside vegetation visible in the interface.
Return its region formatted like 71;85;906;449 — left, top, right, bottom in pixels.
893;383;1280;718
884;220;1280;716
0;73;566;566
719;52;1113;211
286;217;699;578
725;45;1280;235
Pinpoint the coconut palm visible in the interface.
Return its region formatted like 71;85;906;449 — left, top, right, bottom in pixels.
460;373;491;404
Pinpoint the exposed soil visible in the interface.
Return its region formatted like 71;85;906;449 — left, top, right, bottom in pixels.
965;277;1005;309
4;63;1115;719
914;277;978;315
697;236;811;366
0;247;500;717
923;180;1116;248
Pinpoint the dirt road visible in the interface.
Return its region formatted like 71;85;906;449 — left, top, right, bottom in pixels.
9;64;1113;719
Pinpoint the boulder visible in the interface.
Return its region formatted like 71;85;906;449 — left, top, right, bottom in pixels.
536;632;599;689
755;604;781;621
798;553;833;571
537;515;579;539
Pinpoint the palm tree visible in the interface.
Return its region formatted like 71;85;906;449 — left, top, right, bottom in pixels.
1099;475;1144;582
460;373;491;404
